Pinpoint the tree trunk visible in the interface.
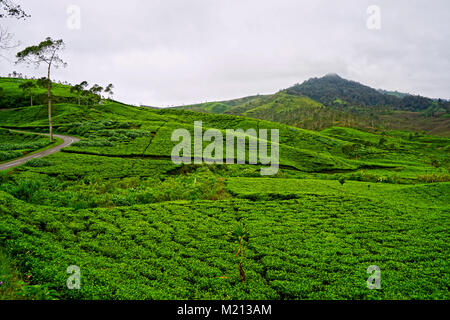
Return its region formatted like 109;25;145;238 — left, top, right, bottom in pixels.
30;94;33;107
238;263;245;283
47;65;53;141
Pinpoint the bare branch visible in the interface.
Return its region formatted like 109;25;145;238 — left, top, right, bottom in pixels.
0;24;18;50
0;0;29;19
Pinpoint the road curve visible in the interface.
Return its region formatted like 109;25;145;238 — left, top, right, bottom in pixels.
0;130;80;171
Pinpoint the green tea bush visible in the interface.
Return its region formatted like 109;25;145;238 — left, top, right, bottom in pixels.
0;171;8;184
0;129;52;162
24;158;52;167
0;151;23;162
0;190;448;300
73;139;115;148
0;141;49;151
112;171;230;206
417;173;450;183
0;97;448;300
1;179;42;202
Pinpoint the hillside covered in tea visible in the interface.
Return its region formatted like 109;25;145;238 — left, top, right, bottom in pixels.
176;74;450;136
0;78;448;299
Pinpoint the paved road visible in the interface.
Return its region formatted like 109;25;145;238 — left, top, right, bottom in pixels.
0;130;80;171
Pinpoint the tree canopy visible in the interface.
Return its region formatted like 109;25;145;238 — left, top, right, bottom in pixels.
18;80;36;106
0;0;29;19
104;83;114;98
16;37;66;69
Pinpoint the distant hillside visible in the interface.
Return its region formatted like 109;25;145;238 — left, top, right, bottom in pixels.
174;74;450;136
377;89;411;99
285;74;450;113
0;77;77;109
285;74;397;107
1;93;449;300
176;94;270;114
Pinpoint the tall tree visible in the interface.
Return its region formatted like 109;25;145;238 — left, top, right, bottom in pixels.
18;80;35;106
104;83;114;99
81;88;91;105
89;84;103;105
16;37;67;141
36;76;50;89
70;80;88;105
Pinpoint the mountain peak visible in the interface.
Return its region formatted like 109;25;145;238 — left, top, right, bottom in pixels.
285;74;394;107
323;73;342;79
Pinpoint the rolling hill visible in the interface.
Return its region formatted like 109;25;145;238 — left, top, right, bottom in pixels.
0;76;449;300
0;77;77;109
285;73;397;107
175;74;450;136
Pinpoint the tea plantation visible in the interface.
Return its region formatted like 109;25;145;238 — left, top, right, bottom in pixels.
0;128;54;163
0;98;449;299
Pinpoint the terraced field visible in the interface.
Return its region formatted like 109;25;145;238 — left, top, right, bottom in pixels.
0;98;449;300
0;128;53;163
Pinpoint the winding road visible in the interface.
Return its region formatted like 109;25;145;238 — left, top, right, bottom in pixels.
0;130;80;171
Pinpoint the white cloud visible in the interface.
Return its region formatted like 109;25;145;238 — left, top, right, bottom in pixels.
1;0;449;106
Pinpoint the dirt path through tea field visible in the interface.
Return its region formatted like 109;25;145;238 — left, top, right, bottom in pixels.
0;130;80;171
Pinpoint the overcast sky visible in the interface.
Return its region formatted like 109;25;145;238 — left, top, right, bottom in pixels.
1;0;449;106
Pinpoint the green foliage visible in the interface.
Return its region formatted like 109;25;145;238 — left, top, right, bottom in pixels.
285;74;450;113
1;179;41;202
232;223;250;283
24;158;51;167
378;137;387;146
0;129;52;161
18;81;36;106
0;77;77;108
176;75;450;135
0;150;23;161
0;189;448;299
226;177;450;207
0;171;8;184
416;173;450;183
0;249;58;300
16;37;66;67
0;92;448;300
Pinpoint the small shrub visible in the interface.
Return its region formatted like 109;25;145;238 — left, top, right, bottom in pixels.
24;158;51;167
232;223;249;283
0;151;23;162
2;179;42;202
0;172;9;185
417;173;450;183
